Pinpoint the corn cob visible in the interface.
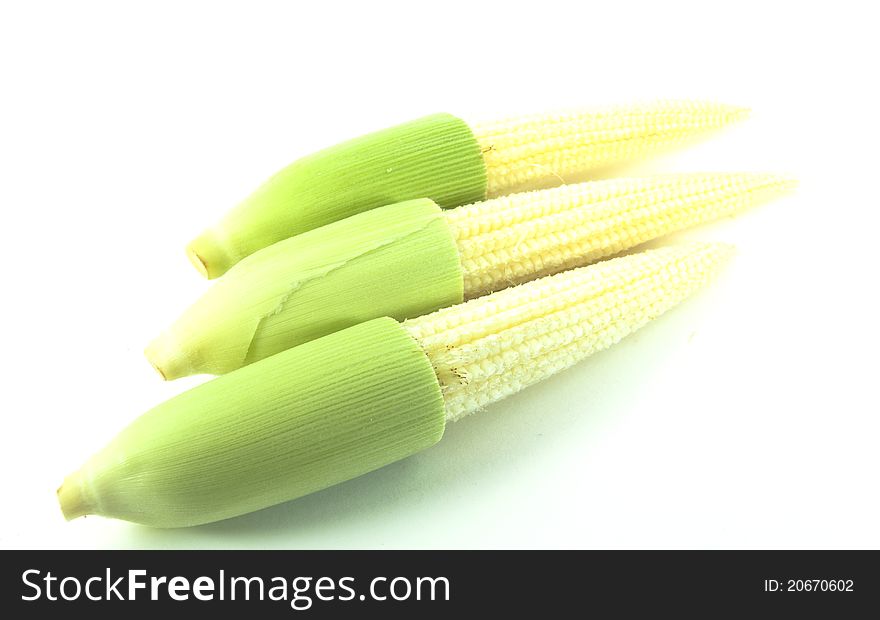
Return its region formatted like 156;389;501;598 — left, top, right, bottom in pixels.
475;101;750;197
149;173;791;379
405;242;735;422
60;242;732;527
449;172;793;296
188;101;747;278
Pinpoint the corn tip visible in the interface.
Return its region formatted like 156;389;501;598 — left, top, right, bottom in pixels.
709;241;738;262
722;102;751;121
776;174;800;191
734;172;799;205
692;100;750;124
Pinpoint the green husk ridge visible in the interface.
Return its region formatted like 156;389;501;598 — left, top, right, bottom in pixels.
148;198;463;379
189;113;487;278
62;318;446;527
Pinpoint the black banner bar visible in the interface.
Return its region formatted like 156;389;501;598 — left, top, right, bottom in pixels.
3;551;877;616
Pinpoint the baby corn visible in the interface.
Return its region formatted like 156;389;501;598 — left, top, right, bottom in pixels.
405;242;734;421
475;101;749;196
449;172;792;296
148;173;791;379
188;101;747;278
60;242;732;527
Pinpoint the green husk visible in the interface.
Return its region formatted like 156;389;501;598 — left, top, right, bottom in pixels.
148;198;463;380
188;113;487;278
59;318;446;528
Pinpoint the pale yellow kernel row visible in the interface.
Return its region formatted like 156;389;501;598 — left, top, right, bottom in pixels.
442;173;793;298
471;101;750;197
404;243;734;421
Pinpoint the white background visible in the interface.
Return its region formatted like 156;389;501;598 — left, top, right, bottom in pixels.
1;1;878;549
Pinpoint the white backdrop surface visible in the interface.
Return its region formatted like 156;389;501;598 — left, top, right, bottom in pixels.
0;1;877;549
